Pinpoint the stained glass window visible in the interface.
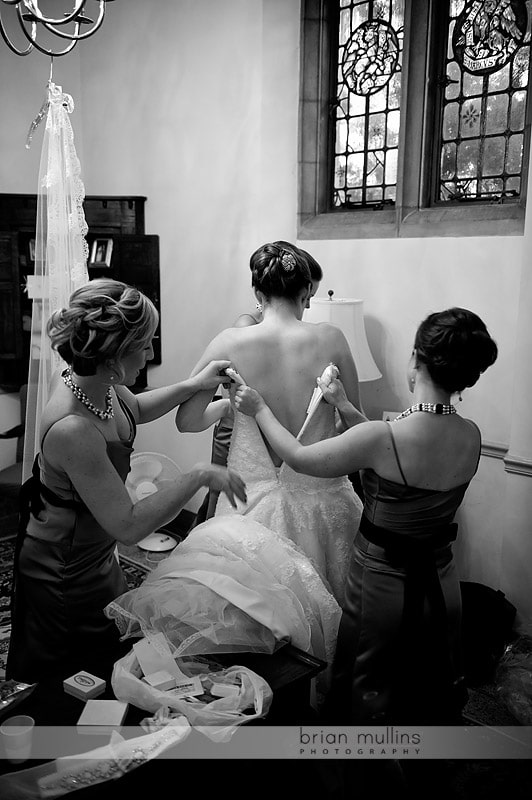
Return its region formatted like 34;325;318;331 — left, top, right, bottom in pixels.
436;0;531;203
331;0;405;209
301;0;532;234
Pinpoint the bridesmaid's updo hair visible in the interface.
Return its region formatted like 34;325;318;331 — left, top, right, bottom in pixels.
414;307;498;394
250;240;312;301
47;279;159;376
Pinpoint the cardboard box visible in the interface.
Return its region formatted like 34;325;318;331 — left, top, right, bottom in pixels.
76;700;128;734
63;671;106;701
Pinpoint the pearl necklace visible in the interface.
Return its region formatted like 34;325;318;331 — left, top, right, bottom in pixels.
61;367;114;420
394;402;456;421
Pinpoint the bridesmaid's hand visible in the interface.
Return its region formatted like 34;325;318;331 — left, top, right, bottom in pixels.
317;376;349;409
192;360;233;392
195;463;247;508
234;385;266;417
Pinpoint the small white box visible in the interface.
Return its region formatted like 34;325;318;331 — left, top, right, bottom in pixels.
210;682;240;698
63;671;106;700
76;700;128;734
142;669;177;691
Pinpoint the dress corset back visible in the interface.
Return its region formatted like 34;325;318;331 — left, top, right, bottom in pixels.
215;392;363;604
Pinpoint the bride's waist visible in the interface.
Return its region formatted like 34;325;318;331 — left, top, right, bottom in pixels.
245;472;354;493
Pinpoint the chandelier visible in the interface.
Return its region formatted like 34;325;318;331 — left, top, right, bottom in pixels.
0;1;115;57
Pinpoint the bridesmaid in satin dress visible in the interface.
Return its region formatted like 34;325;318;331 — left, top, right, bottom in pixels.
7;278;246;683
235;306;498;726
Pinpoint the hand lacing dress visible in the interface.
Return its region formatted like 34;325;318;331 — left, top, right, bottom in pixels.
215;390;364;604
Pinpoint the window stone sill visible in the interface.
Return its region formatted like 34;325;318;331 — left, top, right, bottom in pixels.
298;204;525;240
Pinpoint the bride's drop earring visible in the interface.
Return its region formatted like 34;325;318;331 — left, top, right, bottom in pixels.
256;302;263;313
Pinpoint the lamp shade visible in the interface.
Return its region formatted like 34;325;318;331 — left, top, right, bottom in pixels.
304;297;381;382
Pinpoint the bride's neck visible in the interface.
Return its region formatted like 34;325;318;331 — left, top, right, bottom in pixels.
261;298;299;321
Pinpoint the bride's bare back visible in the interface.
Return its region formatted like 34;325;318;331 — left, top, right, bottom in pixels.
204;317;359;435
176;240;361;465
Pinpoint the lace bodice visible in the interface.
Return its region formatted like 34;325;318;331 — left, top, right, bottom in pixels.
225;397;350;491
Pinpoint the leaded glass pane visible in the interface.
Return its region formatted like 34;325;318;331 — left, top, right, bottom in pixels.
510;90;526;129
442;142;457;180
437;0;531;203
506;175;521;191
485;95;509;135
508;132;524;172
332;0;404;209
488;63;510;92
461;100;481;137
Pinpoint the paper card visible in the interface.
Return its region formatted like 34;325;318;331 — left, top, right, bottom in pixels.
168;676;204;698
132;638;164;677
132;635;175;678
145;633;191;681
143;670;177;691
133;634;192;682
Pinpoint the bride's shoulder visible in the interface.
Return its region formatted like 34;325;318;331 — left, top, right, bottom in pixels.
205;326;243;351
302;320;348;355
302;319;342;340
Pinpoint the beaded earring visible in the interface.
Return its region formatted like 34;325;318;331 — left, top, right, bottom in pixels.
256;302;263;313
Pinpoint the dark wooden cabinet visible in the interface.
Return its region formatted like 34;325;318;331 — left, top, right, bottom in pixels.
0;233;21;364
0;194;160;392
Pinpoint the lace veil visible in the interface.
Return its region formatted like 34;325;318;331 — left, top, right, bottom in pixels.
22;81;89;482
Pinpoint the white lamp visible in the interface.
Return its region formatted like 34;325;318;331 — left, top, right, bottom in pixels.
304;291;381;382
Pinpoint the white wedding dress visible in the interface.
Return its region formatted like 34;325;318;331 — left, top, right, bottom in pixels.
216;386;364;603
105;515;341;670
105;379;362;697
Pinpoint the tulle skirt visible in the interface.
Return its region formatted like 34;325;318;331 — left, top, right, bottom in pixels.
105;515;341;674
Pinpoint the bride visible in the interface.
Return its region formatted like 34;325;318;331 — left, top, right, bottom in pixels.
175;240;364;604
105;241;364;693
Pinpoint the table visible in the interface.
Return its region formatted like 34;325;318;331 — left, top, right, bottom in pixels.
0;643;326;795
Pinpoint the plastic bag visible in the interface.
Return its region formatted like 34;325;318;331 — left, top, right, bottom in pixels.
0;680;37;721
111;648;273;742
495;635;532;724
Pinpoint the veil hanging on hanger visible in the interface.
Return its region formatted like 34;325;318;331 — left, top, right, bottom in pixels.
22;78;89;482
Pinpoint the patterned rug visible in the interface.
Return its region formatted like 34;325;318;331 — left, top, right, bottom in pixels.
0;534;149;680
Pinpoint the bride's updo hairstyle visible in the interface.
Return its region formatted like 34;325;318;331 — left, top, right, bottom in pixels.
250;240;312;301
47;278;159;376
414;307;498;394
